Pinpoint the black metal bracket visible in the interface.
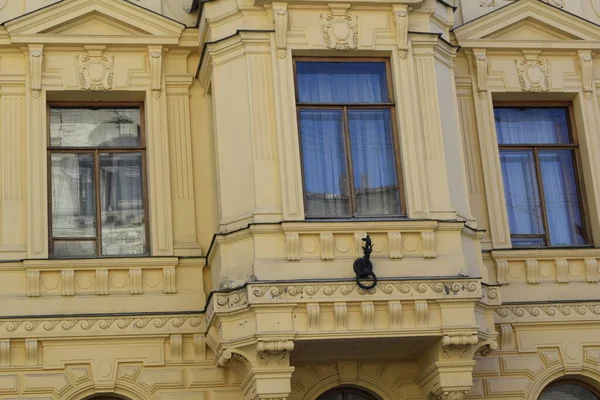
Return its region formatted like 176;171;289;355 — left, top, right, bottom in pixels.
353;234;378;290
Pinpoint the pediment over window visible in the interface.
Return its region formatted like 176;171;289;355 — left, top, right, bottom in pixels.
5;0;184;45
454;0;600;48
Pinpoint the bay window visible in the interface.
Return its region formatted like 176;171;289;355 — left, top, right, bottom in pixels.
294;58;404;218
48;104;148;257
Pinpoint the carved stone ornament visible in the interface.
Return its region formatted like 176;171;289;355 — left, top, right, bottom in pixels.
516;59;549;93
273;3;288;59
479;0;495;6
320;12;358;50
77;55;114;91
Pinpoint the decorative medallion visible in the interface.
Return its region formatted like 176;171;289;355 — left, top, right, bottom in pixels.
77;55;114;91
320;12;358;50
516;58;549;92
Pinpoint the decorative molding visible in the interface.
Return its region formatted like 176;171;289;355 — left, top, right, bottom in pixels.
500;323;516;349
577;50;594;100
61;270;75;296
307;303;320;331
388;301;402;329
285;233;300;261
170;334;183;362
526;259;539;284
473;49;487;100
320;233;334;260
479;0;495;6
148;46;163;98
250;280;481;302
442;334;479;347
272;3;288;58
555;258;568;283
361;301;374;329
421;231;436;258
96;269;109;295
481;285;500;306
435;391;467;400
25;338;37;365
129;268;143;295
334;302;348;330
163;267;177;294
28;45;43;98
77;46;114;91
516;53;549;93
320;5;358;51
393;5;409;59
415;300;428;327
193;334;206;361
496;260;508;285
387;232;403;259
257;339;294;367
27;270;40;297
585;258;599;283
0;339;8;366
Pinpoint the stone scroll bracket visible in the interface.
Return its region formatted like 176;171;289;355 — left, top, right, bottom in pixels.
577;50;594;100
393;5;409;59
472;49;487;100
28;44;43;99
272;3;288;59
148;46;165;99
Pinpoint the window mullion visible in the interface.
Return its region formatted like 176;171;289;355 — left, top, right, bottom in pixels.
94;150;102;256
342;106;356;217
533;147;551;246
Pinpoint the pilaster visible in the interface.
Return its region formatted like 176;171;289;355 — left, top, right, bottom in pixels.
146;45;174;256
411;35;455;220
165;72;202;257
26;44;47;258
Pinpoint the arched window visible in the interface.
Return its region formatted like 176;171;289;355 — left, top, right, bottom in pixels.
317;387;380;400
540;381;600;400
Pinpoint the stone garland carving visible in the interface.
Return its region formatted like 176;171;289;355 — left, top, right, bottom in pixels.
497;303;600;318
320;12;358;50
251;280;480;299
516;58;549;93
77;54;114;91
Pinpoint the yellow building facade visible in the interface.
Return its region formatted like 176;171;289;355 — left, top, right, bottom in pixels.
0;0;599;399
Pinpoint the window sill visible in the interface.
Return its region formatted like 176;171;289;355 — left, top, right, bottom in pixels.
491;246;600;261
23;256;179;271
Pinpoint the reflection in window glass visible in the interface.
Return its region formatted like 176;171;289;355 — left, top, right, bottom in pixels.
539;383;600;400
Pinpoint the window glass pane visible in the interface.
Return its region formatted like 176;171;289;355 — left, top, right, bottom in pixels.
511;237;545;247
296;62;388;103
50;108;141;147
499;150;544;235
348;109;400;216
100;153;146;256
51;153;96;238
299;109;351;217
495;108;570;145
53;241;96;258
540;384;599;400
539;150;585;245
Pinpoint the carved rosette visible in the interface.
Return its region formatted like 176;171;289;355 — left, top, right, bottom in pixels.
516;59;549;93
320;13;358;50
77;55;114;91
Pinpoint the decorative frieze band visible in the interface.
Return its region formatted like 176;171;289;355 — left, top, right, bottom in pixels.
496;302;600;323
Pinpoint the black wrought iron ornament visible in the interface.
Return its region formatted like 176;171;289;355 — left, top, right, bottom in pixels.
353;234;378;290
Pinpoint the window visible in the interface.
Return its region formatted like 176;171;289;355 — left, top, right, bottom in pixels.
48;104;148;258
295;59;404;218
539;381;600;400
494;105;588;247
317;387;380;400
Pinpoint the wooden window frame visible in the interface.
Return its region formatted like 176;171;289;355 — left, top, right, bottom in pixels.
46;101;150;258
495;101;591;247
293;57;406;219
